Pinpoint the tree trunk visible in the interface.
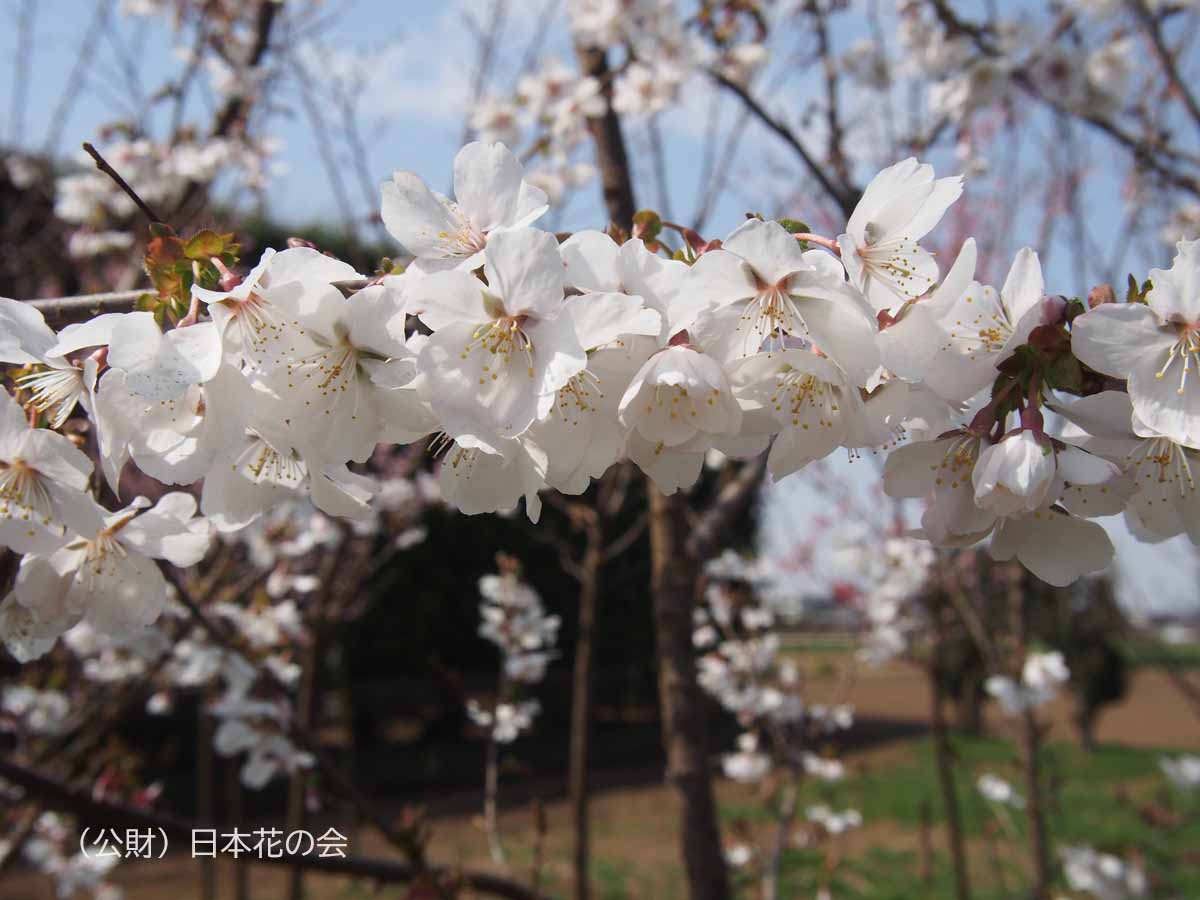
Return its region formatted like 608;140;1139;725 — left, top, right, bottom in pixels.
1073;704;1097;752
568;517;602;900
1009;564;1053;899
1018;705;1052;898
957;671;986;736
573;44;636;228
929;667;972;900
197;703;216;900
648;488;732;900
287;635;320;900
572;37;732;899
227;763;248;900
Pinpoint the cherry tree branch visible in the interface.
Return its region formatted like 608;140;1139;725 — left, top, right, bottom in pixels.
158;564;451;892
82;141;164;224
172;0;281;219
1130;0;1200;132
927;0;1200;198
574;43;637;228
707;70;859;219
27;290;147;321
686;456;768;562
0;759;549;900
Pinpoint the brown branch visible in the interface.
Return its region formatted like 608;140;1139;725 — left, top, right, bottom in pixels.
172;0;280;218
707;70;858;219
158;564;447;890
810;2;851;187
27;290;147;322
1130;0;1200;131
927;0;1200;199
82;141;164;224
574;44;637;228
686;455;768;562
0;759;548;900
601;512;647;564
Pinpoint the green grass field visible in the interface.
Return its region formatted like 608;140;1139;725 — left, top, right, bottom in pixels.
718;737;1200;899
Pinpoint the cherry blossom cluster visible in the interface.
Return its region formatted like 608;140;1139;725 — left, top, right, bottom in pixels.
467;567;559;744
890;1;1134;125
834;531;936;665
984;650;1071;716
7;813;122;900
1159;753;1200;792
470;1;767;203
694;557;851;789
976;772;1024;809
3;134;1198;658
1060;844;1148;900
55;137;279;261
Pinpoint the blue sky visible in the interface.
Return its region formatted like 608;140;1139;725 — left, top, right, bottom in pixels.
5;0;1198;613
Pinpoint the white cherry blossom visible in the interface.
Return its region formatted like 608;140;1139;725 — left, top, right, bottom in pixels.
1053;390;1200;543
972;429;1057;516
438;435;549;523
883;240;1047;402
0;388;96;554
414;227;586;452
838;157;963;312
530;287;661;494
0;297;98;428
686;218;879;382
618;345;742;490
193;246;360;369
727;348;869;480
11;493;212;653
1072;239;1200;446
381;141;548;274
257;281;422;463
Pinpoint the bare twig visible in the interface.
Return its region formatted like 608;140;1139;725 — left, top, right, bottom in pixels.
42;0;113;153
687;456;768;562
707;70;858;219
927;0;1200;198
1129;0;1200;132
82;142;164;224
8;0;36;146
28;290;146;321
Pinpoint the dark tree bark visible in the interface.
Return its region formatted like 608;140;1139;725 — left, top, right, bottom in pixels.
928;595;973;900
648;488;732;900
1009;566;1053;899
929;665;972;900
568;513;602;900
571;40;766;898
573;44;636;228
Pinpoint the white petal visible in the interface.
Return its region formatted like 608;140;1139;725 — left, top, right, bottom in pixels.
988;510;1113;587
411;271;488;331
453;141;525;233
49;311;151;358
1128;349;1200;447
1000;248;1044;325
560;230;621;292
0;296;56;364
565;292;660;351
121;492;212;566
625;430;705;494
1071;303;1169;378
883;437;955;499
678;249;757;326
381;171;464;258
483;228;566;319
1147;239;1200;323
722;218;811;285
